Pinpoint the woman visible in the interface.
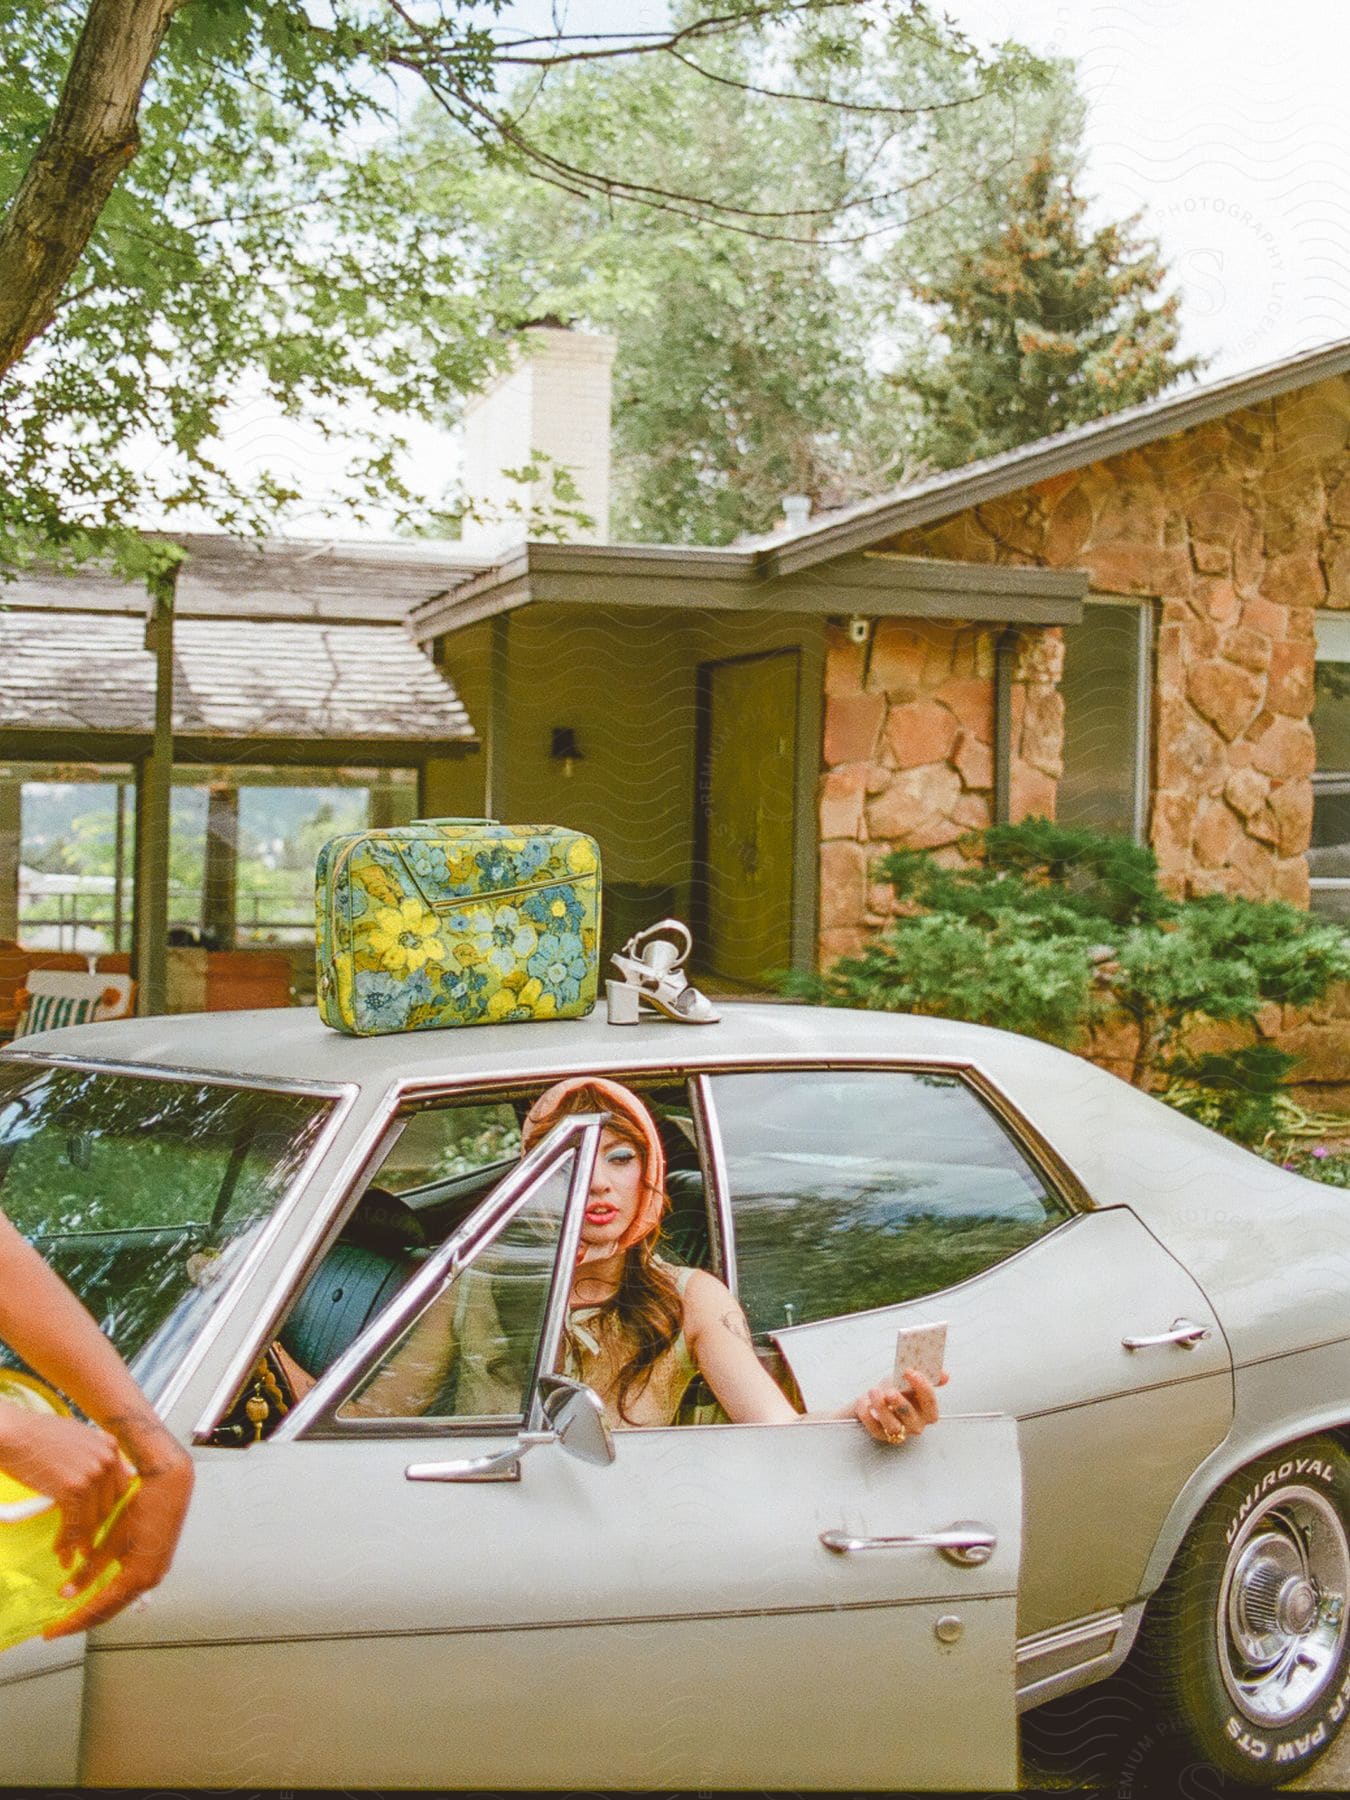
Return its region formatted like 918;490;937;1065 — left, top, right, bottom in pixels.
525;1076;942;1443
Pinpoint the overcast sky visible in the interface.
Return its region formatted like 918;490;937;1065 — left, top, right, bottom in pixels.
181;0;1350;535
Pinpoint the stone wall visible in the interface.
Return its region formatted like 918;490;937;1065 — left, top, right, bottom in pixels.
819;619;1063;962
818;372;1350;1096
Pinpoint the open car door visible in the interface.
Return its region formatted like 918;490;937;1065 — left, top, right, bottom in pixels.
80;1119;1025;1790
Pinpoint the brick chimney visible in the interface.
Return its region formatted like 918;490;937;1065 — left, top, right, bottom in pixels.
461;324;617;551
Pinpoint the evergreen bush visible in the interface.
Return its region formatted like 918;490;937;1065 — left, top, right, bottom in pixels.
790;820;1350;1144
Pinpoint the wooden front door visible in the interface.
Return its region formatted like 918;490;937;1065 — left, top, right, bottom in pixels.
698;651;798;984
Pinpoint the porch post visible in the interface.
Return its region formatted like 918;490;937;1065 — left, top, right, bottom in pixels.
202;780;238;949
485;612;509;817
0;778;20;943
133;566;176;1014
993;627;1017;826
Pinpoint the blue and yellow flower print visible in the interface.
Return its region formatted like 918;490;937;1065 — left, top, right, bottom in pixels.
315;820;601;1035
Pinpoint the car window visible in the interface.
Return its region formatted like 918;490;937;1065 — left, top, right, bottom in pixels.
266;1072;720;1425
0;1061;332;1397
335;1151;573;1424
710;1069;1071;1333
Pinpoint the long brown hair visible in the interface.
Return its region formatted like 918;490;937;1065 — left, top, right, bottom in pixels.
528;1082;683;1423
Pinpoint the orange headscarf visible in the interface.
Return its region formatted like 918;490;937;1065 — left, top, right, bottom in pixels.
521;1076;668;1250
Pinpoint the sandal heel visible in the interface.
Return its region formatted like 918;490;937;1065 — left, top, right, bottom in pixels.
606;978;642;1025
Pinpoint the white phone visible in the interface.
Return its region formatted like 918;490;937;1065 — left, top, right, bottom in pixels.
893;1320;948;1394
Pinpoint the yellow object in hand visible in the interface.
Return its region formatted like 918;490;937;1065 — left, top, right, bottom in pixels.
0;1372;137;1654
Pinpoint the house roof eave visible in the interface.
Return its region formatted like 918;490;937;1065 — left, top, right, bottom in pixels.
759;335;1350;579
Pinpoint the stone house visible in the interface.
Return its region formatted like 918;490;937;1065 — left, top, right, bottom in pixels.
416;329;1350;1095
6;326;1349;1095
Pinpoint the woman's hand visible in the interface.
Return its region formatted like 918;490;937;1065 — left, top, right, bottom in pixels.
0;1401;132;1569
854;1369;946;1446
43;1442;194;1638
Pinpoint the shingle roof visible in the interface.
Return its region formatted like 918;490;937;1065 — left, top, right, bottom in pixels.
756;335;1350;578
1;533;487;625
0;610;474;742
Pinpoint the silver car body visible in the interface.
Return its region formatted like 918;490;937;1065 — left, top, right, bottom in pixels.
1;1002;1346;1788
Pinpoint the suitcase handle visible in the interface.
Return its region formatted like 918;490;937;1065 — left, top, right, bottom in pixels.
411;817;499;826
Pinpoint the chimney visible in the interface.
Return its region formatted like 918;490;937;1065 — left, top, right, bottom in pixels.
460;324;617;551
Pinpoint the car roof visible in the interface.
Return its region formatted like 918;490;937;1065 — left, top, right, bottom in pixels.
1;1000;1067;1092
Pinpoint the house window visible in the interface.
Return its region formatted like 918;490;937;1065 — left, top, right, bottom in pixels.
1309;615;1350;922
1057;597;1154;841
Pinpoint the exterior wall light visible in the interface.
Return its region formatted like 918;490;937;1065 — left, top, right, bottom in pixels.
550;726;583;778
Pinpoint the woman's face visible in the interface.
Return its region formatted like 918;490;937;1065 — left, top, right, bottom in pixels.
579;1125;646;1253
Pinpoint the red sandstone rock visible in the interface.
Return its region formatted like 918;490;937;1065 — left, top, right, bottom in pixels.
1269;780;1314;856
1158;718;1228;791
1192;799;1241;869
818;764;867;840
1324;532;1350;609
824;630;865;696
864;764;963;842
884;700;960;770
1258;551;1326;609
1152;791;1198;866
1225;766;1270;818
1329;473;1350;529
954;733;994;790
1185;660;1264;741
934;676;993;738
952;793;992;830
1043;485;1095;562
1197;578;1240;622
819;927;871;964
818;840;868;929
1009;764;1056;821
1220;626;1273;674
870;622;939;696
1020;689;1065;777
1267;639;1315;716
1242;595;1288;639
1252;714;1317;781
823;692;885;765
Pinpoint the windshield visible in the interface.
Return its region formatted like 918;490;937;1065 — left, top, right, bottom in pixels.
0;1060;334;1400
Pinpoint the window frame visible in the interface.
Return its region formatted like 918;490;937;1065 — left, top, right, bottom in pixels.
1058;592;1157;844
197;1051;1088;1443
701;1058;1092;1329
1309;612;1350;914
226;1072;726;1441
276;1114;606;1442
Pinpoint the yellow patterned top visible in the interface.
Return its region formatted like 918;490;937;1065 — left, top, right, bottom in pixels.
563;1260;700;1429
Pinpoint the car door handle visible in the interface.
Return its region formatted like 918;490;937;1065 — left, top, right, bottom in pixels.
1121;1317;1211;1351
820;1521;996;1567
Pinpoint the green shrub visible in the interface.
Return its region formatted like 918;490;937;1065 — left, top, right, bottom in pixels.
793;819;1350;1143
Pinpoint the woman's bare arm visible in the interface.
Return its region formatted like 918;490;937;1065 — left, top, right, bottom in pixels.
681;1269;943;1442
0;1207;193;1633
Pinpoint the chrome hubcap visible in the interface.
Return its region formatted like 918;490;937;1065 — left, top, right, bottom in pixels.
1218;1485;1349;1727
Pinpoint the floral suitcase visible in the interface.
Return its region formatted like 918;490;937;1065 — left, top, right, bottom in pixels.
315;818;601;1035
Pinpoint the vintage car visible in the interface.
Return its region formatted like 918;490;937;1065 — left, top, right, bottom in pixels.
2;1001;1350;1790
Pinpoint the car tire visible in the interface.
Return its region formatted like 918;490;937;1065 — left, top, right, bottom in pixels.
1140;1434;1350;1786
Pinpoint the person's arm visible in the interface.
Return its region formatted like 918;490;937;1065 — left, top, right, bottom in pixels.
0;1208;193;1635
681;1270;942;1443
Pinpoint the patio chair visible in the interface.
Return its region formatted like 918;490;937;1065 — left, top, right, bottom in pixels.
11;970;136;1038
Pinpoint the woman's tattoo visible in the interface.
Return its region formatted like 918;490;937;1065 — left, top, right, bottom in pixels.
721;1306;754;1346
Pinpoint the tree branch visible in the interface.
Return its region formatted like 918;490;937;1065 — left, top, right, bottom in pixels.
0;0;185;378
488;1;861;65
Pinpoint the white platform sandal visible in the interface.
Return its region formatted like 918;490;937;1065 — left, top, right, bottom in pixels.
606;920;721;1025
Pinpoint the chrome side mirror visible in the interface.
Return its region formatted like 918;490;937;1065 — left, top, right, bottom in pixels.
405;1376;613;1485
539;1374;615;1467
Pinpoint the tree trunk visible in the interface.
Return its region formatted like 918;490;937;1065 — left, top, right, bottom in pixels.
0;0;183;378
